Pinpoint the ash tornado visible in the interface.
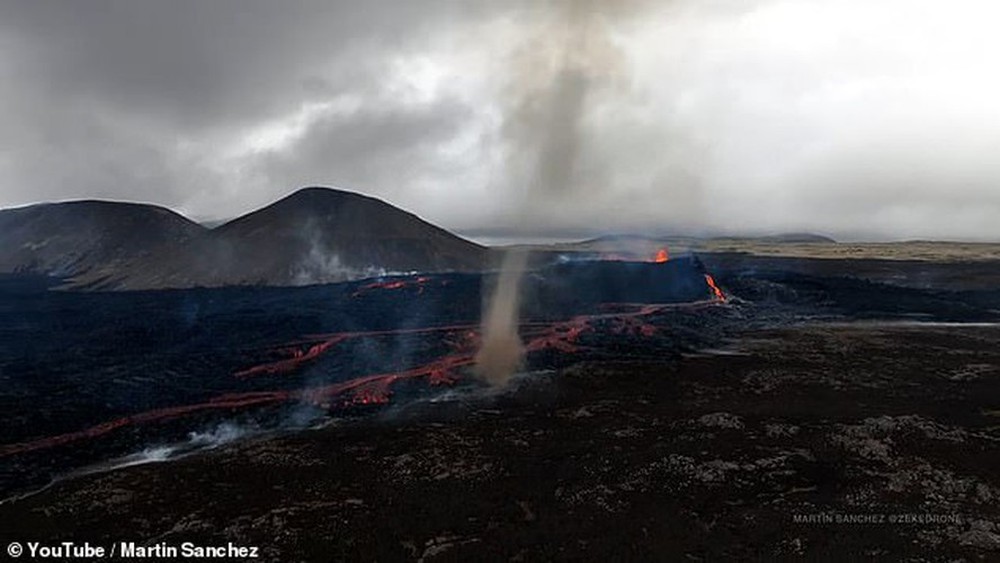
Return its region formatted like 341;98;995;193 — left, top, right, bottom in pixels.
474;249;529;386
474;0;644;385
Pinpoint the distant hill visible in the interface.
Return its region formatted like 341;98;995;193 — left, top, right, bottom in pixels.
0;200;205;280
752;233;837;244
577;234;668;246
0;188;487;290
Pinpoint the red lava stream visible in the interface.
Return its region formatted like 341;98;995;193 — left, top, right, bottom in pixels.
0;297;724;458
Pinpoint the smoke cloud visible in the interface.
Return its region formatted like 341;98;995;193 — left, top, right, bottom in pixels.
502;0;648;219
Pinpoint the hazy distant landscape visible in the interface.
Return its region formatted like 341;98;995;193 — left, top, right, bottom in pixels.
6;189;1000;293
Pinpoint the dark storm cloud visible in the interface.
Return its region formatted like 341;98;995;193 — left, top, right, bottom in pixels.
2;0;1000;239
0;1;457;127
254;96;476;205
0;0;487;213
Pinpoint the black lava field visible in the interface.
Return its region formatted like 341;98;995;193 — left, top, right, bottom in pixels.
0;257;721;494
2;254;999;499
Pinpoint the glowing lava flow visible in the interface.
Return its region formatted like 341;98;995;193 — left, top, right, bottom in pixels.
705;274;726;301
0;299;717;458
0;391;294;457
654;248;669;263
0;326;484;457
235;324;480;379
522;303;666;354
234;336;350;378
0;351;480;457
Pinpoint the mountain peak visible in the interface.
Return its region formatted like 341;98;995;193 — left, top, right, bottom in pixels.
0;198;206;282
6;198;192;218
0;187;485;289
275;186;382;207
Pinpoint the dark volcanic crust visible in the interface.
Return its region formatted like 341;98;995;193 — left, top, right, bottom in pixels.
2;323;999;561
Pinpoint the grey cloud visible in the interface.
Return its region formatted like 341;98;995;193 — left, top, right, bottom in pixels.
1;0;999;240
0;0;492;214
501;1;647;196
0;1;462;128
252;97;477;206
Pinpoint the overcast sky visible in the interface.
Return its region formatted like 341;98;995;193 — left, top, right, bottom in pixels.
1;0;999;240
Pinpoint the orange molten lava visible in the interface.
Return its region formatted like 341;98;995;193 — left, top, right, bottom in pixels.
0;303;677;458
654;249;669;263
705;274;726;301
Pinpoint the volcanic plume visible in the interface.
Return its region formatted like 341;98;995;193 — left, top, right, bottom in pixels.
474;250;529;386
473;1;649;384
503;1;643;199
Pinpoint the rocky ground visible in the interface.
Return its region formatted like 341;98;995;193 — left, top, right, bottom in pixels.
2;321;999;561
